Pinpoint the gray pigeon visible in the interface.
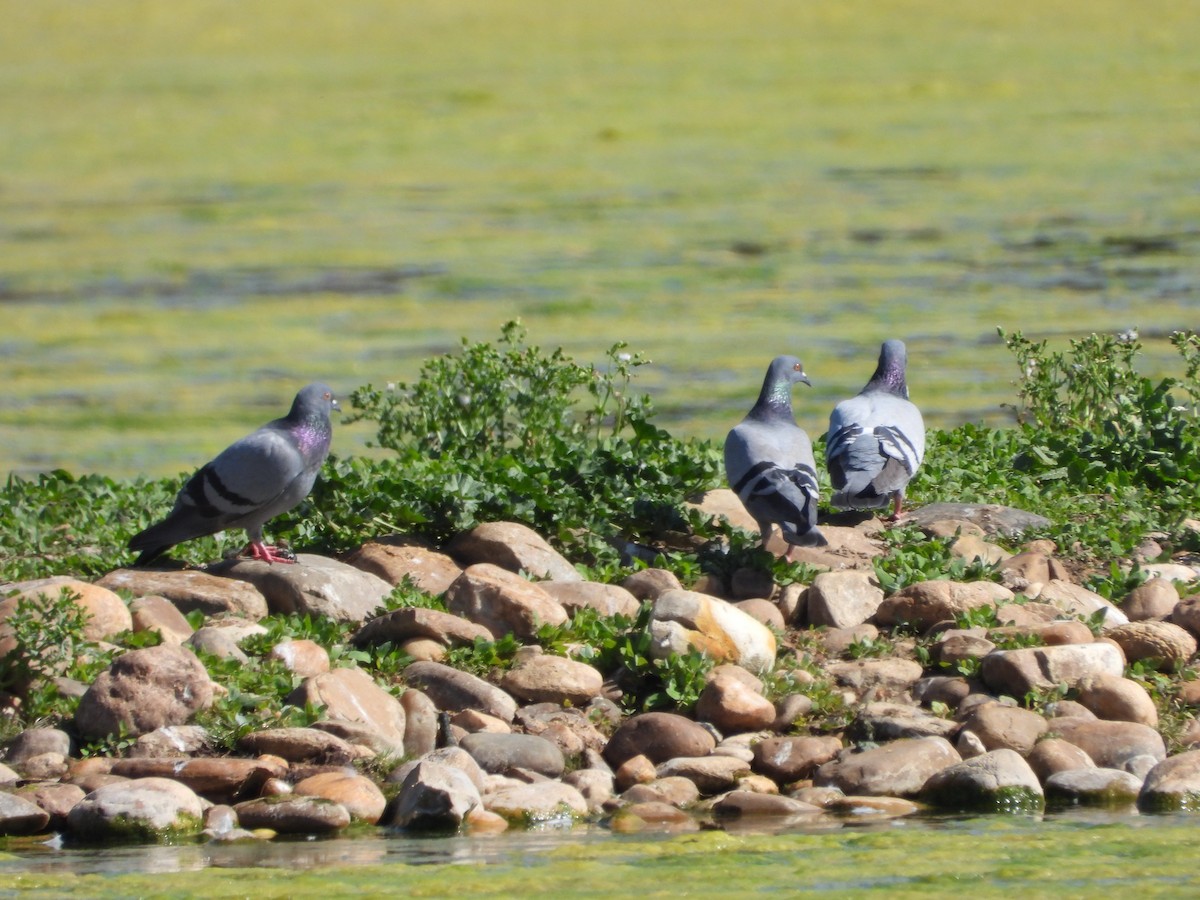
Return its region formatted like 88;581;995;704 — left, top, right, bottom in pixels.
826;340;925;519
129;383;339;566
725;355;827;558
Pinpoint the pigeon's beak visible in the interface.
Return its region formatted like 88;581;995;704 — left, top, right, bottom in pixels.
799;374;812;387
331;397;341;412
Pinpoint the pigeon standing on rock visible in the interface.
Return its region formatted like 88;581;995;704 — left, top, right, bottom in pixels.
128;382;339;566
725;355;827;558
826;339;925;519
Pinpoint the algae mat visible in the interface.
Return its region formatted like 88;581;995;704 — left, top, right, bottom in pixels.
3;819;1200;898
2;1;1199;477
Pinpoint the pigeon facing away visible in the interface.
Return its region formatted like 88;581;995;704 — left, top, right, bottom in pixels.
725;355;827;558
826;340;925;519
129;383;339;566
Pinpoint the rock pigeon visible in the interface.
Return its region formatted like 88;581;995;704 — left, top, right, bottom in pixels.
725;355;827;558
826;339;925;519
128;382;339;566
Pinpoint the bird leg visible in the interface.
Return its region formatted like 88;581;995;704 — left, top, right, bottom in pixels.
885;493;906;522
245;541;297;564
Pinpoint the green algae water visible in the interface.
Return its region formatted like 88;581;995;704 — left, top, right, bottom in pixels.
2;0;1199;478
3;814;1200;898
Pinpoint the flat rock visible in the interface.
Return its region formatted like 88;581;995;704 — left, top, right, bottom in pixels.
539;580;641;618
234;795;352;834
353;607;494;649
0;791;51;836
874;580;1015;631
459;732;565;778
484;780;589;822
712;790;824;820
499;648;603;706
815;736;961;797
98;568;268;620
1030;580;1128;627
237;727;359;765
209;554;392;623
1052;717;1167;769
130;595;194;645
903;503;1051;537
1044;768;1142;807
5;577;132;644
656;756;750;795
110;756;285;804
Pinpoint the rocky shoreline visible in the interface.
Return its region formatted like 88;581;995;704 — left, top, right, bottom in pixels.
3;494;1200;843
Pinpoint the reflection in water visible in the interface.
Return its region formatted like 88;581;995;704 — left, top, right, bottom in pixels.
0;810;1172;878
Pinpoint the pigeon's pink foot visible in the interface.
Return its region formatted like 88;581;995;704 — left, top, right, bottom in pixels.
246;542;297;564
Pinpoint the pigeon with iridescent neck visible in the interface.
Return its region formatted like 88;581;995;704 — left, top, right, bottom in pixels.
129;382;338;566
826;340;925;519
725;355;827;558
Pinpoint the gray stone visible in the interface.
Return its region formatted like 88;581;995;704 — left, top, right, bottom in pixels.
484;781;589;822
388;759;483;830
538;580;641;618
816;737;961;797
459;732;565;778
920;748;1044;812
1044;768;1142;807
980;643;1125;698
806;571;884;629
68;777;205;840
902;503;1051;537
0;791;51;836
209;553;392;623
1138;750;1200;812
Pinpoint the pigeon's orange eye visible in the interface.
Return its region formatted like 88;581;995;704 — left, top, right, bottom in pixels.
793;363;803;372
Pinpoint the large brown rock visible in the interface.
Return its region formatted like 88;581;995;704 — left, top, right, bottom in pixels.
752;736;843;784
499;648;603;706
1052;717;1167;769
447;521;581;582
539;580;641;618
957;704;1048;756
1076;674;1159;727
444;563;569;640
403;660;518;722
1122;578;1180;621
874;580;1015;631
343;536;462;594
1138;749;1200;811
1105;621;1197;671
74;645;214;741
603;712;717;769
920;748;1044;812
980;643;1125;698
287;666;407;755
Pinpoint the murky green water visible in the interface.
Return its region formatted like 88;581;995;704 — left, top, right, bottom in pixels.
3;812;1199;898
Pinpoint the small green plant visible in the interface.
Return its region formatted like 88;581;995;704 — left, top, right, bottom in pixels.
0;587;106;721
872;527;1002;594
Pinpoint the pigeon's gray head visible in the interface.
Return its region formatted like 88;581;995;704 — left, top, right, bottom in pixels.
757;355;811;410
770;355;811;388
867;340;909;396
289;383;340;422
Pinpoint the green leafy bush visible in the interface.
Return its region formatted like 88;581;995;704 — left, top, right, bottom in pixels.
333;321;722;553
